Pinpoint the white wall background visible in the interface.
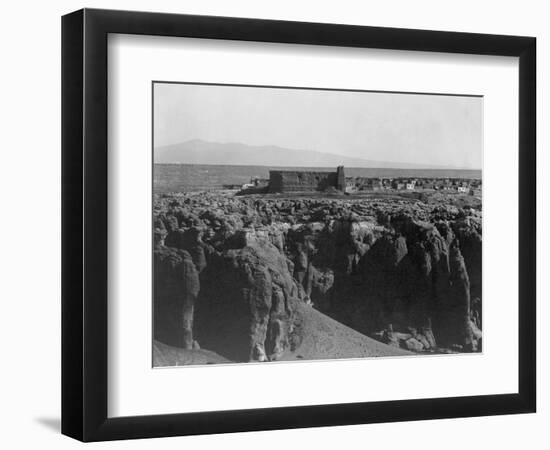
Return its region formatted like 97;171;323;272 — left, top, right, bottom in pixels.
0;0;546;448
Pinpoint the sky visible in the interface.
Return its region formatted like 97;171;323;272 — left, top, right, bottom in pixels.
154;82;482;169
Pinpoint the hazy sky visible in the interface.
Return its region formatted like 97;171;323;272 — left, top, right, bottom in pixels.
154;83;482;169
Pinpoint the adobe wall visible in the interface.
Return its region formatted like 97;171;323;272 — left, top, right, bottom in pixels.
268;170;339;193
265;167;479;194
336;166;345;191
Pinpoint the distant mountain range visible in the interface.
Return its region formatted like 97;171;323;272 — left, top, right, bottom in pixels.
154;139;470;170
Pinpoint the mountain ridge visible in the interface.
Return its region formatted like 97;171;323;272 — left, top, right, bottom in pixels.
154;139;477;170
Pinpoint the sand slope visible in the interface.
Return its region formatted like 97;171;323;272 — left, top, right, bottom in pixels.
279;301;411;361
153;340;231;367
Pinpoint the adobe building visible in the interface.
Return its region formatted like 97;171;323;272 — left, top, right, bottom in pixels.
268;166;346;193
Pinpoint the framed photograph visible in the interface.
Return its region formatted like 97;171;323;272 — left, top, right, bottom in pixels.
62;8;536;442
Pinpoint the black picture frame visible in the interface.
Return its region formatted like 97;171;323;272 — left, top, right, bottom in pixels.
61;8;536;442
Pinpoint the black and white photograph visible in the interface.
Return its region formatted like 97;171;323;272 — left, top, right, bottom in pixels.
0;0;544;446
152;82;483;367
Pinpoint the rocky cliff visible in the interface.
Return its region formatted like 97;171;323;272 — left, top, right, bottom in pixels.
153;191;482;363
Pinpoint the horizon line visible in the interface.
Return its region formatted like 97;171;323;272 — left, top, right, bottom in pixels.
153;161;482;172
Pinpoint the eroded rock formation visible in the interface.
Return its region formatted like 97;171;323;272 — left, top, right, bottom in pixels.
153;191;482;361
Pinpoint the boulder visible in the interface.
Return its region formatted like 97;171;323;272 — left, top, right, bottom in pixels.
404;337;424;352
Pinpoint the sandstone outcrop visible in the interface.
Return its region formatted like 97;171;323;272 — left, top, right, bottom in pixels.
154;246;200;349
153;190;482;362
195;241;298;362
